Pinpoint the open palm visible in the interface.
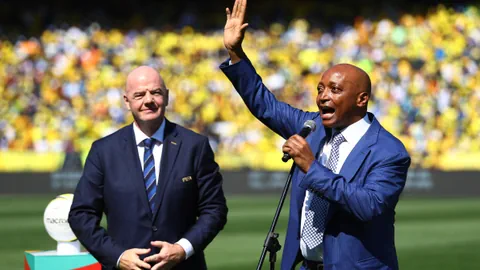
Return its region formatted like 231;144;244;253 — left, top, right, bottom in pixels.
224;0;249;51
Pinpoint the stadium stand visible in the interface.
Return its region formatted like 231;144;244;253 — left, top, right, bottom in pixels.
1;4;479;171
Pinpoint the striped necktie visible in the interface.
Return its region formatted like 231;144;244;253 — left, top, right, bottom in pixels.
143;138;157;212
302;132;346;249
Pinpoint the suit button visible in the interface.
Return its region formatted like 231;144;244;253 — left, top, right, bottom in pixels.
152;226;158;232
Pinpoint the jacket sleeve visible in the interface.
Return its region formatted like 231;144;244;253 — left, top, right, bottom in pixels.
220;58;319;139
299;152;410;222
182;137;228;252
68;141;124;268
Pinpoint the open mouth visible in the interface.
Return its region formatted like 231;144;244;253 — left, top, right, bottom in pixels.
320;106;335;121
320;106;335;116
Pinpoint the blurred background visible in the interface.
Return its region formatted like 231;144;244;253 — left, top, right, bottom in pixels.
1;0;480;269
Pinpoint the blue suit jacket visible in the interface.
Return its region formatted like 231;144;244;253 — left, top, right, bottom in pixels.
221;59;410;270
68;120;228;270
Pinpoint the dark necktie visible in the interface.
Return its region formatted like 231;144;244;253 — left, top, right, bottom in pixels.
143;138;157;212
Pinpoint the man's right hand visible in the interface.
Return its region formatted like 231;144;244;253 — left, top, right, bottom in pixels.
224;0;249;63
118;248;152;270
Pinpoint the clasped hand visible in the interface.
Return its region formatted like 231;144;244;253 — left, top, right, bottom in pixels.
119;241;185;270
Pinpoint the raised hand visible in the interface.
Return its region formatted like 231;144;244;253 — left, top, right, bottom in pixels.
224;0;249;62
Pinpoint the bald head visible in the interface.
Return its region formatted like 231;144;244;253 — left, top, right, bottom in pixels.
123;66;169;136
329;63;371;96
126;66;167;93
316;63;371;129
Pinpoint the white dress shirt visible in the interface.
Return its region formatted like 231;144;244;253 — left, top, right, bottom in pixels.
117;120;194;267
300;114;372;261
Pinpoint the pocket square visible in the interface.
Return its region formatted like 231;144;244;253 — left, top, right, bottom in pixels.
182;176;193;182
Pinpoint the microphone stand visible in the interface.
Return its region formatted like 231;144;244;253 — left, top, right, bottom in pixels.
256;164;296;270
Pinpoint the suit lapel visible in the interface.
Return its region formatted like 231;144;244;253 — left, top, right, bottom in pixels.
153;120;181;220
123;124;152;218
338;113;379;182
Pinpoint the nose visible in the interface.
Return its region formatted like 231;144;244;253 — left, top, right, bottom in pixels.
144;92;154;103
317;89;330;104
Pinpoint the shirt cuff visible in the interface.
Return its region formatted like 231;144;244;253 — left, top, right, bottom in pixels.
176;238;195;259
116;251;126;268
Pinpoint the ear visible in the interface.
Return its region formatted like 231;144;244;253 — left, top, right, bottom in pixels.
164;89;169;107
123;94;131;111
357;92;369;108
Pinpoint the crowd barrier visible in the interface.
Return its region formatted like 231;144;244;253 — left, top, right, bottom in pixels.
1;169;479;197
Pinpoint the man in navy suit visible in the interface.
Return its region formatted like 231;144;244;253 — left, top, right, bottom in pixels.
221;1;410;269
68;66;228;270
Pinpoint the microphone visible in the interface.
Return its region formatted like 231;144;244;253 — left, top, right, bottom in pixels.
282;120;317;162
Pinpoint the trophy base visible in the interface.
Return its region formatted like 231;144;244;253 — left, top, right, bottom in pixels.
24;249;100;270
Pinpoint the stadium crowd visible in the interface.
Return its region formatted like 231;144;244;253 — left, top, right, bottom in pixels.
1;5;479;170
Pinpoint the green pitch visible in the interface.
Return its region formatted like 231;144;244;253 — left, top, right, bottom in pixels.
1;195;479;269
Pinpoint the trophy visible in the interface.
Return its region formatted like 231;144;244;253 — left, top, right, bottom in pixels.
24;194;100;270
43;194;81;255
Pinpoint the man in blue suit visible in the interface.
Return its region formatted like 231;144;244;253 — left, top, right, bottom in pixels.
68;66;228;270
221;1;410;269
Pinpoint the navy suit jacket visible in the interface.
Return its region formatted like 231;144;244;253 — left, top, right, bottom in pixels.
221;59;410;270
69;120;228;270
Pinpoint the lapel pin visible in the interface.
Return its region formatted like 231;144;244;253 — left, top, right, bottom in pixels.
182;176;192;182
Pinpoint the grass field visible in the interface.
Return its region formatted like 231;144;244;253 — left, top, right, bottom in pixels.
2;195;480;269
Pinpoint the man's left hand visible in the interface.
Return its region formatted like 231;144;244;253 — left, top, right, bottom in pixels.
282;134;315;173
143;241;186;270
